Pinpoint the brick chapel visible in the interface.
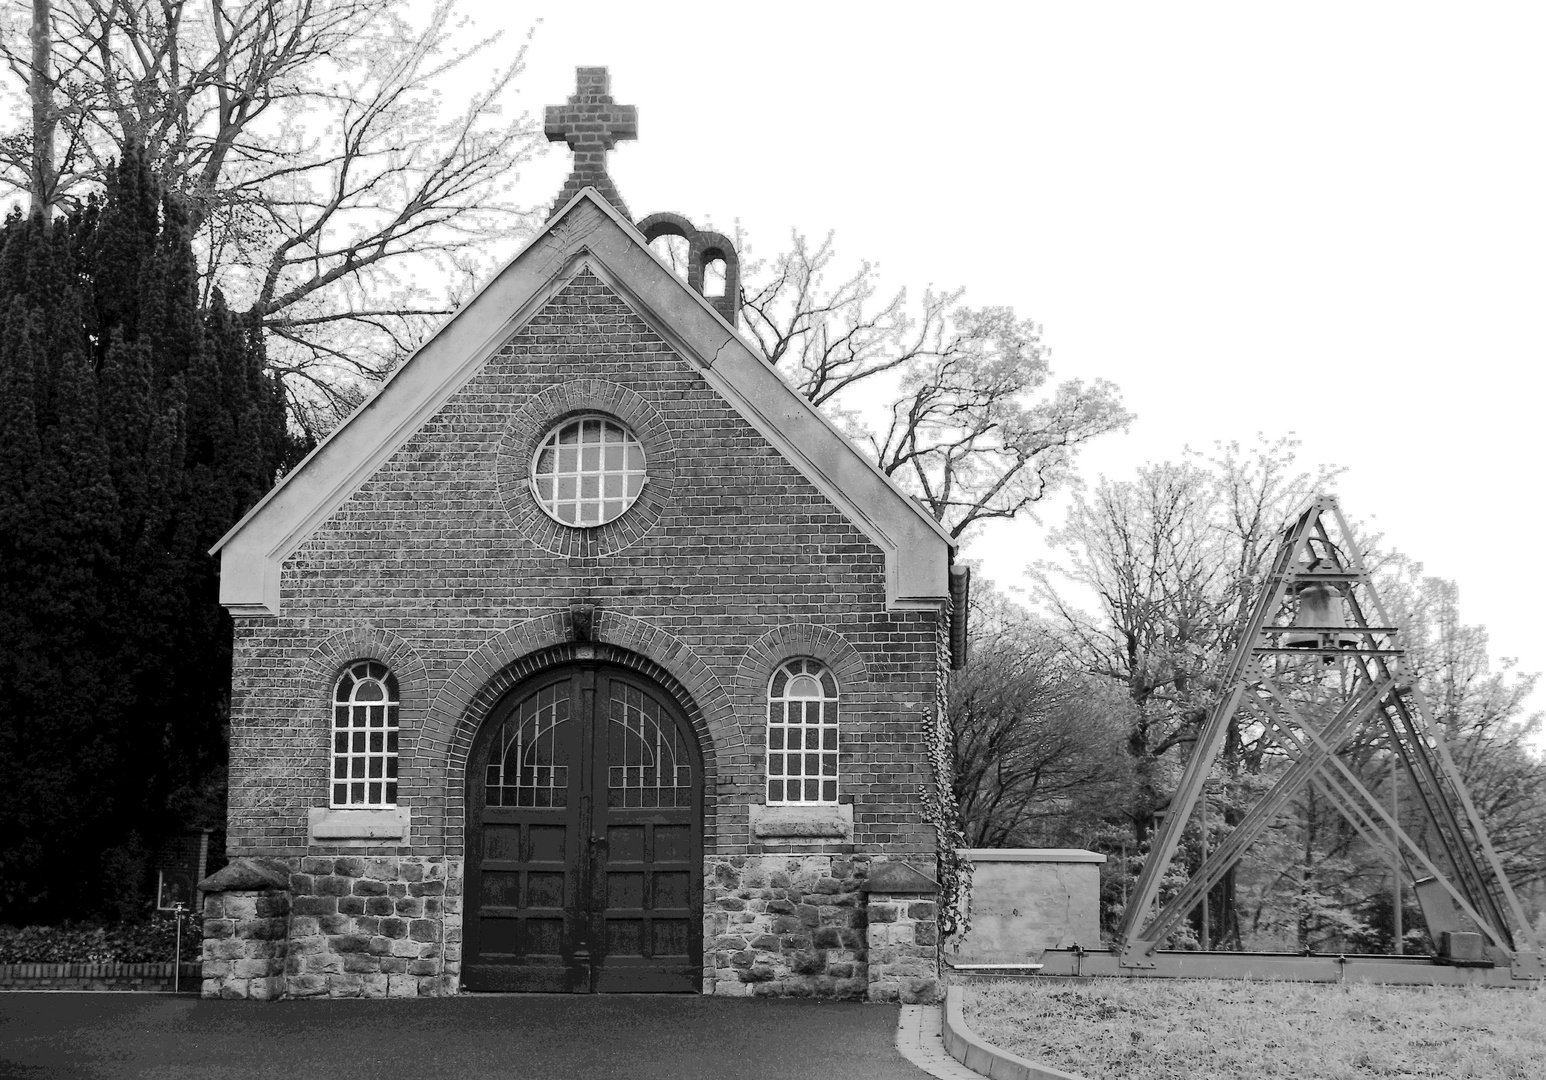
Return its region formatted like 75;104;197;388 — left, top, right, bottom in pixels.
200;68;967;1002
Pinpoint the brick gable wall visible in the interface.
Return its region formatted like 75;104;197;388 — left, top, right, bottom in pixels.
220;268;943;999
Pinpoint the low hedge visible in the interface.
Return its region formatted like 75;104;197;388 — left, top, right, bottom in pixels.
0;917;199;964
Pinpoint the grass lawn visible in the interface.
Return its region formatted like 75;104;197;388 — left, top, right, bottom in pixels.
962;978;1546;1080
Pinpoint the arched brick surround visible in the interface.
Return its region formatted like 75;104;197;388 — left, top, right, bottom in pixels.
737;623;869;694
494;378;676;558
300;624;430;730
421;610;745;853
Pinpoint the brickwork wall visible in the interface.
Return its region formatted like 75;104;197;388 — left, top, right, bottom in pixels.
223;268;944;996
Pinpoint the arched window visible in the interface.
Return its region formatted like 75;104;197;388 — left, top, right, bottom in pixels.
332;661;400;807
766;659;839;804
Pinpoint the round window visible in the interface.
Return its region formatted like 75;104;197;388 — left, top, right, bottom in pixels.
530;415;647;526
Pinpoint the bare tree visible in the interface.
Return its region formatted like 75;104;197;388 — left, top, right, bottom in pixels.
951;580;1133;849
0;0;543;433
739;231;1131;540
1033;438;1338;794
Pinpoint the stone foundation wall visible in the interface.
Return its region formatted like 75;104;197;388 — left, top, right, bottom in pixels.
201;886;290;999
285;855;462;998
702;855;940;1002
203;853;940;1000
200;856;464;999
704;855;870;998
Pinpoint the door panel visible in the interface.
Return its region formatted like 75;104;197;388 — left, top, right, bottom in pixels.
464;663;701;993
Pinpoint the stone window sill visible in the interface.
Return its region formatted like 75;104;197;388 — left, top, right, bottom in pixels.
749;803;853;841
307;807;410;846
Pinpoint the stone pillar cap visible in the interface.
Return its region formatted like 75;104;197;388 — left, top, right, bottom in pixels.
862;862;939;894
197;857;291;892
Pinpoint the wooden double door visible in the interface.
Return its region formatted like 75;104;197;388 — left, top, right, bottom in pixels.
463;662;703;992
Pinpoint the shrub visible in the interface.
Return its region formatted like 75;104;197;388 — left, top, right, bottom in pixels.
0;917;199;964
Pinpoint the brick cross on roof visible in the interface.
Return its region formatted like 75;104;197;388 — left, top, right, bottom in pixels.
545;67;638;221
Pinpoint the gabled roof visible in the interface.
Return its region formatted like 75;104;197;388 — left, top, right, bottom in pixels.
213;188;955;617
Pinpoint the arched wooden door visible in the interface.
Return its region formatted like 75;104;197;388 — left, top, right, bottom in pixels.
463;661;703;993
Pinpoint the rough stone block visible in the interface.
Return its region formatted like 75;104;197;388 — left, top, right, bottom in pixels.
289;916;320;938
380;957;408;974
334;857;365;878
388;974;419;997
381;918;408;940
326;973;363;997
318;913;351;934
344;954;379;974
292;896;337;917
363;859;397;881
393;897;424;918
339;896;366;916
409;919;437;943
316;876;351;897
329;934;371;954
289;973;328;997
867;903;898;923
231;958;273;979
362;973;389;998
354;878;388;897
790;952;824;976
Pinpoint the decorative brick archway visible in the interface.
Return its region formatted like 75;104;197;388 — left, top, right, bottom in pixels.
419;610;744;855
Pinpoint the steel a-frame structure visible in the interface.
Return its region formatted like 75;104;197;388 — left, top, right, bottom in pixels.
1112;494;1542;981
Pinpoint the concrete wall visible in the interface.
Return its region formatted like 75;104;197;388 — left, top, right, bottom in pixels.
950;849;1105;964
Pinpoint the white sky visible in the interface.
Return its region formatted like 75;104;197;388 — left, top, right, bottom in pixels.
476;3;1544;739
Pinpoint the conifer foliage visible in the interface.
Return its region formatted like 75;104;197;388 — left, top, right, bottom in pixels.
0;146;300;924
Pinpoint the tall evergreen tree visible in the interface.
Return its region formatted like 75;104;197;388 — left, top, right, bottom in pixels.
0;147;301;923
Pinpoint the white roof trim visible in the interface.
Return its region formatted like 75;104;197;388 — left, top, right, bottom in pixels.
215;189;952;616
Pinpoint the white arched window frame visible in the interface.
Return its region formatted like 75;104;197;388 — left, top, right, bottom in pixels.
766;659;839;805
331;661;400;808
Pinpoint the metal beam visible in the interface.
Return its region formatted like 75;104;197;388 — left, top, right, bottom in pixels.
1114;494;1537;972
1034;949;1535;986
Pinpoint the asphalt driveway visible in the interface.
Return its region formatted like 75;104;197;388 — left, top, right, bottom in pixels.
0;993;937;1080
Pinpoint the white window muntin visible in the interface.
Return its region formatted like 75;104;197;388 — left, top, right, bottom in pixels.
530;414;646;527
332;661;400;808
766;659;839;805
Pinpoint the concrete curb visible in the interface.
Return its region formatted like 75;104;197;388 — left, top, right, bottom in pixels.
941;984;1086;1080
